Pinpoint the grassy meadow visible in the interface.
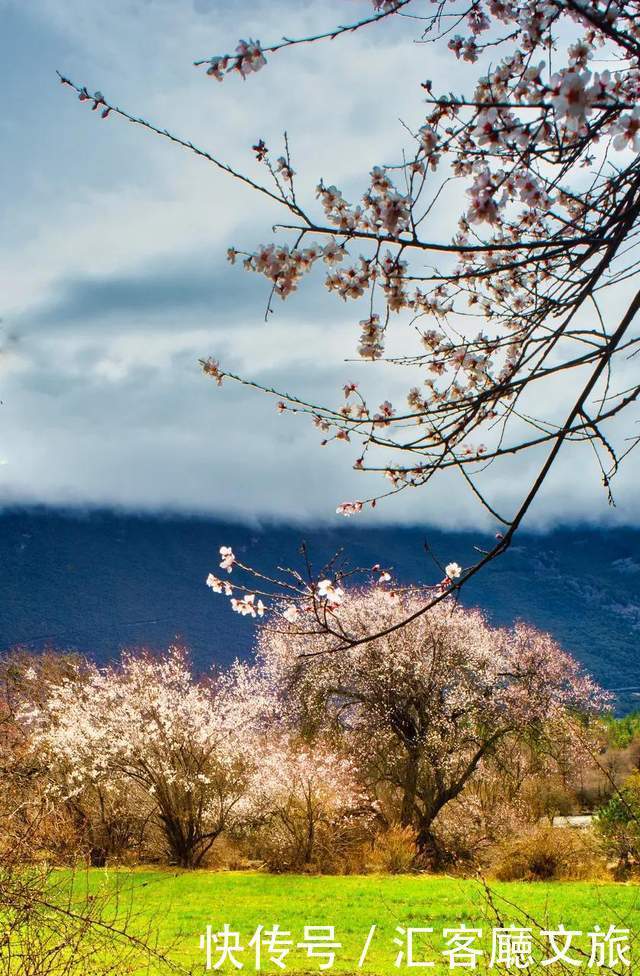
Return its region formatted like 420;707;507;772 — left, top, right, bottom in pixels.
65;870;640;973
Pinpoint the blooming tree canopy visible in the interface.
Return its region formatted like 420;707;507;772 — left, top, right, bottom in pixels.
257;587;608;859
251;737;372;869
21;647;269;867
59;0;640;635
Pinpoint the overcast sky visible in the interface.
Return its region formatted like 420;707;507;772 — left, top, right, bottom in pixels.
2;0;639;531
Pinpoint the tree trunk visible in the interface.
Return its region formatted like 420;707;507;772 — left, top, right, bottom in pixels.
400;751;419;828
161;813;197;868
303;814;315;865
415;820;445;869
89;846;107;868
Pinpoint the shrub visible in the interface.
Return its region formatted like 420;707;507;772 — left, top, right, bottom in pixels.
366;826;417;874
251;816;368;874
490;826;604;881
595;772;640;875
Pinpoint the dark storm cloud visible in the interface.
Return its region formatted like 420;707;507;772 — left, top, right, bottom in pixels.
14;249;336;339
15;256;266;333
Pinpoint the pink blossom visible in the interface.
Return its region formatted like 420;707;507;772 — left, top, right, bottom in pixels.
550;71;595;133
336;501;363;517
219;546;235;573
358;314;384;360
206;56;229;81
612;109;640;152
316;579;345;604
206;573;232;596
322;239;345;265
373;400;395;426
282;605;299;623
234;39;266;78
201;357;224;385
231;593;265;617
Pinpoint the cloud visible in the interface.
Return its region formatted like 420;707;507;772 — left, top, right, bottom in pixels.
2;0;640;531
16;255;265;331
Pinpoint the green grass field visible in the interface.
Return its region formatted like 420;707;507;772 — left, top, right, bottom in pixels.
68;870;640;973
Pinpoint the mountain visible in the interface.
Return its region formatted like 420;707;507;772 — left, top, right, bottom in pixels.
1;508;639;712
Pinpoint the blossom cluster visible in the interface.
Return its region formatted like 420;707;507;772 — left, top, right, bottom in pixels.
193;0;640;525
205;543;421;620
205;40;266;81
237;238;344;300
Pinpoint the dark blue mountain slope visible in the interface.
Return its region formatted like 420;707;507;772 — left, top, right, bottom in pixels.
1;508;638;711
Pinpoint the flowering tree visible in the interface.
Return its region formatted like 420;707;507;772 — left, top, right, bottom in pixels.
59;0;640;633
250;737;372;869
258;587;607;862
432;739;587;862
0;651;181;973
0;651;97;860
21;647;268;868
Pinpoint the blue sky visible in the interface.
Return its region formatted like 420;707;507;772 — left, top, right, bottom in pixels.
2;0;639;530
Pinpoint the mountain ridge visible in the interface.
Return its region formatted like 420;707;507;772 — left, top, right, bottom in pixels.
1;507;638;712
